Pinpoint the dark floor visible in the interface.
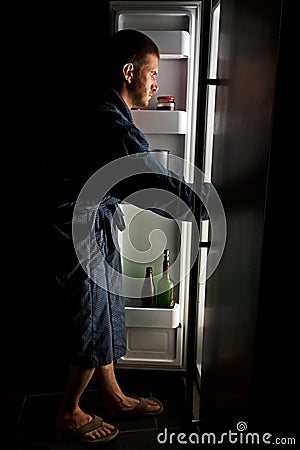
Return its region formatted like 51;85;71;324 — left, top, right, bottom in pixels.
4;366;198;450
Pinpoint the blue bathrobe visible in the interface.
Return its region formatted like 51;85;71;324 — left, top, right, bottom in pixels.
50;87;194;368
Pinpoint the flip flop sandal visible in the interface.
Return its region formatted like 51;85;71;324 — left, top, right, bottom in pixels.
57;414;119;444
112;396;163;418
132;396;163;416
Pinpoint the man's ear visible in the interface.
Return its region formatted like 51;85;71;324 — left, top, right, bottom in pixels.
123;63;134;83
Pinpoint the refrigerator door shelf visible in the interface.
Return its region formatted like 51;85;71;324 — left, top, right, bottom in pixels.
142;30;190;58
132;110;187;134
125;303;180;328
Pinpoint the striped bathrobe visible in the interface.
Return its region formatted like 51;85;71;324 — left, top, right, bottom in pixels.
50;87;193;367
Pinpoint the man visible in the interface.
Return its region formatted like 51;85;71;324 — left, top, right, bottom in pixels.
53;29;193;444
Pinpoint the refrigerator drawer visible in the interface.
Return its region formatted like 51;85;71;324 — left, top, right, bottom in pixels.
123;327;177;362
125;303;180;328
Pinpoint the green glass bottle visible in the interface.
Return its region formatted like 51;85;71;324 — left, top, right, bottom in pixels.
157;249;175;308
141;266;156;308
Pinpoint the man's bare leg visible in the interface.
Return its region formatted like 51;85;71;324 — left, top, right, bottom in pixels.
95;361;161;417
56;364;116;441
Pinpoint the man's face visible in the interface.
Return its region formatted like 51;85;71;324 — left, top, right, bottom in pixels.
130;54;159;108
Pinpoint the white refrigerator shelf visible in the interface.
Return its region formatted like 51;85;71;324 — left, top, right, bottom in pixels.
131;110;187;134
142;30;190;58
125;302;180;328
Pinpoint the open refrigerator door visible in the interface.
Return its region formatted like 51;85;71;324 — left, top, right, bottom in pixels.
110;1;202;370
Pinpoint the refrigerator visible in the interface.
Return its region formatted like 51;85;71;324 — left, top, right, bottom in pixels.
109;0;283;426
110;0;206;371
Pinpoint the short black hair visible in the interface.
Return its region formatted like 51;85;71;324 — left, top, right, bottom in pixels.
104;29;160;88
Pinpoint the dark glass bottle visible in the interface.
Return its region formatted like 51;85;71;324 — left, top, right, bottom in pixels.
157;249;175;308
141;266;156;308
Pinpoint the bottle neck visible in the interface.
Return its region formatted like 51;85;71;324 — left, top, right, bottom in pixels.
145;267;153;278
163;261;170;278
